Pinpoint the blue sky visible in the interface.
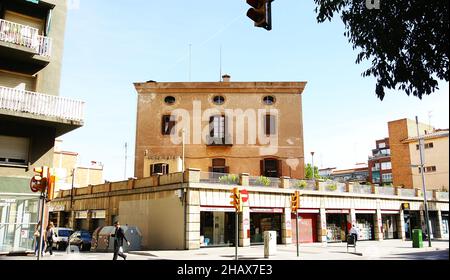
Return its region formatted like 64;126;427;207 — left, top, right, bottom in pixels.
59;0;449;181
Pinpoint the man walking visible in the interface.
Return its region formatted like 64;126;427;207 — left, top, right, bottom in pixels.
349;224;360;245
111;221;130;260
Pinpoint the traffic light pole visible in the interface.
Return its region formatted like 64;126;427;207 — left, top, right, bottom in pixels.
296;211;299;257
235;211;239;260
37;192;46;260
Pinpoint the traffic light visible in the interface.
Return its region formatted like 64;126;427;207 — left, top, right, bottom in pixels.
46;170;56;201
30;166;49;193
246;0;273;31
402;203;410;210
291;191;300;213
230;188;243;212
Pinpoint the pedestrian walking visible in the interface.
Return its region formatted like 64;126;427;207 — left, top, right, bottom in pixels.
110;221;130;260
45;222;56;256
34;222;45;257
349;224;360;245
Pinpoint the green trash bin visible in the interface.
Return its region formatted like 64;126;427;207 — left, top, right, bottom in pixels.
412;229;423;248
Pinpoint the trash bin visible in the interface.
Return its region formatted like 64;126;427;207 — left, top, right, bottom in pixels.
264;231;277;258
94;225;142;252
412;229;423;248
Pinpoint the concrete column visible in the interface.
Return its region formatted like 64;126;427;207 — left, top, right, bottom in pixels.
281;207;293;244
398;210;406;241
186;190;201;250
371;185;378;195
374;209;383;241
86;211;93;232
415;189;422;197
68;211;76;229
346;183;353;193
239;206;250;247
56;212;62;227
184;168;201;183
239;173;249;186
435;209;443;239
349;208;356;226
280;177;290;189
318;208;327;243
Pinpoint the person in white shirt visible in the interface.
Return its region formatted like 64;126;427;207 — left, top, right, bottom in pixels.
349;224;360;244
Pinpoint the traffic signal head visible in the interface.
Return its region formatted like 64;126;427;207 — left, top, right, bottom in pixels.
246;0;273;31
46;170;56;201
30;166;49;193
230;188;243;212
291;191;300;213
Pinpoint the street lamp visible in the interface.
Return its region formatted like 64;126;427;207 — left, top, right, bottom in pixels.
311;152;315;181
415;116;432;247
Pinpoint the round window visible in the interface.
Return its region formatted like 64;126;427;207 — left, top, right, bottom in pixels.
263;96;276;105
164;96;176;105
213;96;225;105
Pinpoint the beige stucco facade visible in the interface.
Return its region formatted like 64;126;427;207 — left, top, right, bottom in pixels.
134;79;307;180
389;119;449;190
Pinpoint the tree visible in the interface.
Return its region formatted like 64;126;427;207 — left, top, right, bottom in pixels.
314;0;449;100
305;164;319;179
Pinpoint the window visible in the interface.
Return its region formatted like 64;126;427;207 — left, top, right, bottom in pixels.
210;158;229;174
210;115;225;139
261;159;281;178
419;166;437;173
161;115;176;135
381;162;392;170
150;163;169;176
378;143;386;149
416;143;434;150
264;115;276;136
164;96;176;105
382;173;393;183
263;96;276;105
213;96;225;105
0;135;29;166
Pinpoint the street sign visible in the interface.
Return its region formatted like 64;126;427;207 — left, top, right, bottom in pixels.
241;189;249;203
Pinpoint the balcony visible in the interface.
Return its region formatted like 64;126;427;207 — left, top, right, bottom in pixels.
0;86;84;136
0;19;52;73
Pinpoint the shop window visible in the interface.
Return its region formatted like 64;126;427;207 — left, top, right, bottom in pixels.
150;163;169;176
264;115;276;136
0;135;29;166
260;159;282;178
161;115;176;135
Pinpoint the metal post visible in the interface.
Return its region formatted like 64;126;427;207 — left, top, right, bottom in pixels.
37;192;46;260
182;129;186;172
124;142;128;180
416;116;432;247
296;211;299;257
235;211;238;260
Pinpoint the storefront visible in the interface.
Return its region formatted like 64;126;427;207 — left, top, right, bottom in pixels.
326;210;349;242
441;212;449;239
250;208;282;244
200;207;236;247
0;194;40;253
292;209;318;244
404;210;421;240
381;211;399;239
91;210;106;233
74;211;89;231
355;211;375;241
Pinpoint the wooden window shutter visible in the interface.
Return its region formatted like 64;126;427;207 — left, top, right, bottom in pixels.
209;116;215;137
278;160;283;178
260;160;265;176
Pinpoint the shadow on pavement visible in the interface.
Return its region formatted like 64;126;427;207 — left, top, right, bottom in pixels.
382;249;449;260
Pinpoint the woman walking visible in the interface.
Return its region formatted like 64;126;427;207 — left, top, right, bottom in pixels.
45;222;56;256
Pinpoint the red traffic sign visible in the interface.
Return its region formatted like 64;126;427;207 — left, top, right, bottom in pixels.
241;189;249;203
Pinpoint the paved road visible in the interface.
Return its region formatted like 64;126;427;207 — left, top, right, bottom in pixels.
1;240;448;260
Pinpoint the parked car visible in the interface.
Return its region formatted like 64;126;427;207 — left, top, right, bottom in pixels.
69;230;92;251
53;228;74;250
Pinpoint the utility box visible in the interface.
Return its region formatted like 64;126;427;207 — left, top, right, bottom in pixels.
412;229;423;248
264;231;277;258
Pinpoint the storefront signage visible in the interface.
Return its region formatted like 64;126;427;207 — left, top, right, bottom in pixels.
200;207;235;213
298;209;320;214
48;205;65;212
75;211;88;219
326;209;350;214
355;210;376;214
381;210;400;214
91;210;106;219
250;208;283;214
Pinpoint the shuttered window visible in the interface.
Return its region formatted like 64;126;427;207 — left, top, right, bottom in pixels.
0;135;29;166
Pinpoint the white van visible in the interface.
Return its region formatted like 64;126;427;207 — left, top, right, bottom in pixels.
53;228;74;250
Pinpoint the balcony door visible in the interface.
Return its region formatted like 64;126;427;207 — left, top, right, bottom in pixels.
260;159;282;178
209;158;229;174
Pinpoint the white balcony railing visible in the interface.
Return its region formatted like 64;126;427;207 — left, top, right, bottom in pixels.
0;86;84;122
0;19;52;57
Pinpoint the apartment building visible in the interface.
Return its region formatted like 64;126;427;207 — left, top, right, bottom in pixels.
388;119;449;191
133;75;307;181
368;138;393;186
0;0;84;253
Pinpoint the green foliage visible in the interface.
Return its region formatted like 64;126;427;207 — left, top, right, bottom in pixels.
314;0;449;100
327;183;337;191
294;180;307;189
256;176;271;187
305;164;319;180
218;174;239;185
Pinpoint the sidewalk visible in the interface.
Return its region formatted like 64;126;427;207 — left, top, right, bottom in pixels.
129;240;449;260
